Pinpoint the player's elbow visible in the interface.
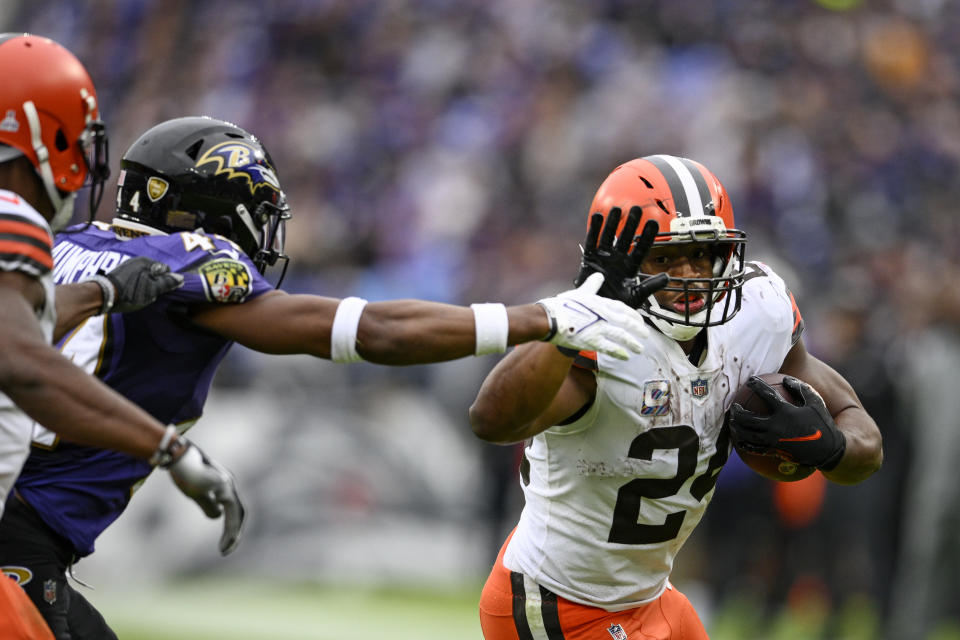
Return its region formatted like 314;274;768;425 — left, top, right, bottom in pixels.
859;433;884;479
850;416;885;480
468;402;521;445
0;337;48;398
826;425;884;485
351;312;419;365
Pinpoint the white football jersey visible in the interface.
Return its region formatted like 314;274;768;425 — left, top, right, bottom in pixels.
503;261;801;610
0;189;56;516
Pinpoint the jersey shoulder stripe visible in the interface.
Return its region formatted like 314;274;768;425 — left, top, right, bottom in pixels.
0;207;54;275
557;345;599;371
788;290;804;344
0;239;53;274
0;215;54;247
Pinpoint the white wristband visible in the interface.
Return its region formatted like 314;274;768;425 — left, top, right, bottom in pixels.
331;297;368;363
471;303;509;356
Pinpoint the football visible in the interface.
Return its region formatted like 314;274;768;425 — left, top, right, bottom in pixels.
729;372;816;482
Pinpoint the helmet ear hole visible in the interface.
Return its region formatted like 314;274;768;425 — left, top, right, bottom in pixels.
185;139;203;160
54;129;68;152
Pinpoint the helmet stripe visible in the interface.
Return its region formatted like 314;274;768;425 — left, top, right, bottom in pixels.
647;155;709;218
678;157;713;215
647;155;689;217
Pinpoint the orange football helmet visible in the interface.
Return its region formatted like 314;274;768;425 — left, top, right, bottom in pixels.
588;155;746;341
0;33;109;229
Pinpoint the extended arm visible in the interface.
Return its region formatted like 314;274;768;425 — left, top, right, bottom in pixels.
778;339;883;484
189;290;548;364
189;273;650;365
468;342;597;444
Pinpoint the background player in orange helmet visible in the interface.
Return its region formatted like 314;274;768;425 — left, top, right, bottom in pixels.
470;155;882;639
0;34;246;638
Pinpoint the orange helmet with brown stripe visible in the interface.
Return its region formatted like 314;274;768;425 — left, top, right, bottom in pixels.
0;33;109;229
588;155;747;341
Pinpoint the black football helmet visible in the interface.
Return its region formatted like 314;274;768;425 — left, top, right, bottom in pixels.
115;116;290;278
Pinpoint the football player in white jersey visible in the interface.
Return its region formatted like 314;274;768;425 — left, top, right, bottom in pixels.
470;155;883;640
0;33;247;638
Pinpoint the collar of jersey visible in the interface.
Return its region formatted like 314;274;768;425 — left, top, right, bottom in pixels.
111;218;169;238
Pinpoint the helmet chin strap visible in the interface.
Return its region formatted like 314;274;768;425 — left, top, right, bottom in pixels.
49;192;77;231
647;313;704;342
641;295;708;342
22;100;75;230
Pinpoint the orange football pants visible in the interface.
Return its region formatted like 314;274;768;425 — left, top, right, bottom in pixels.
0;575;54;639
479;533;709;640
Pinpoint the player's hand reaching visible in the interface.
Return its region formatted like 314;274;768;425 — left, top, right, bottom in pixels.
96;256;184;314
727;375;846;470
154;434;246;556
537;272;650;360
574;206;668;308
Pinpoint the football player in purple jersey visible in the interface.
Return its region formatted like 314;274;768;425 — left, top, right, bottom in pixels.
0;115;658;638
0;36;245;639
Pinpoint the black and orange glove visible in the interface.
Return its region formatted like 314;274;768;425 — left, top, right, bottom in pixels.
728;375;846;471
574;206;667;308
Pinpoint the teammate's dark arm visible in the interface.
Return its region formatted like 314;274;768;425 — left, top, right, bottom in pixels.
778;338;883;484
187;290;551;365
1;270;245;552
468;342;596;444
0;271;168;458
52;280;104;342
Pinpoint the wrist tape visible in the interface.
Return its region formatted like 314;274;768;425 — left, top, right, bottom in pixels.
148;425;180;467
471;303;509;355
85;274;116;315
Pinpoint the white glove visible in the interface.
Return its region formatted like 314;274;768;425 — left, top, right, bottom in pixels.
537;272;650;360
165;441;246;556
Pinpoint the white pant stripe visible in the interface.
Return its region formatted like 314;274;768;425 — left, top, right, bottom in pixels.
523;573;552;640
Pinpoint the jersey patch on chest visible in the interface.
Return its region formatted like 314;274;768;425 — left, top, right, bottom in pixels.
641;380;671;416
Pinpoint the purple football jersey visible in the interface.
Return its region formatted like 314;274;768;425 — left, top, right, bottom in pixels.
14;221;274;556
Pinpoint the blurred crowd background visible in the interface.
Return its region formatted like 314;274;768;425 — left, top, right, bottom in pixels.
6;0;960;638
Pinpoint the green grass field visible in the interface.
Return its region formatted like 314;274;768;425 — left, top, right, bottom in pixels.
89;577;960;640
96;579;486;640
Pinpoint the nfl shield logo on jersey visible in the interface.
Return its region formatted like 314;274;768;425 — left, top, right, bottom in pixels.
607;623;628;640
691;377;709;398
641;380;670;416
43;579;57;605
